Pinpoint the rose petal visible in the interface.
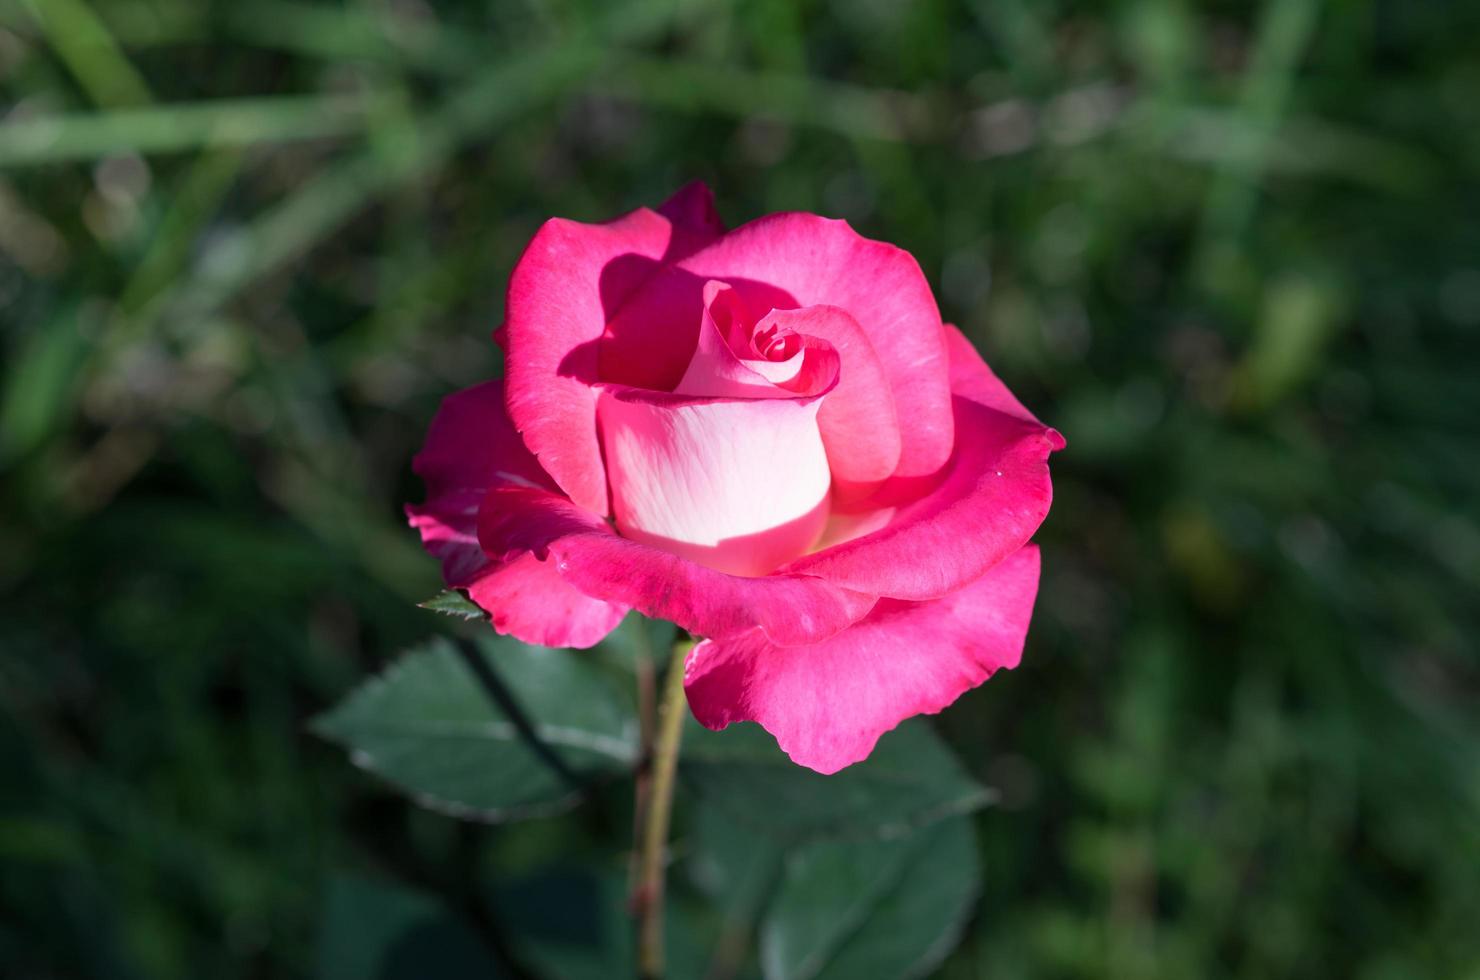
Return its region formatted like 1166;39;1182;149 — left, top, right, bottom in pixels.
413;381;553;496
461;552;628;649
503;185;725;516
407;381;628;648
787;330;1053;580
674;282;811;398
407;381;551;586
681;212;954;485
478;485;878;645
685;545;1042;774
755;305;902;505
657;180;726;244
776;328;1061;598
813;505;896;551
779;395;1061;600
504;209;669;514
598;383;834;576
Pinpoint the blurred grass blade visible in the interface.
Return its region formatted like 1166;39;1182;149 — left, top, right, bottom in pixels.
0;303;92;465
223;1;483;76
0;94;384;168
21;0;152;106
1195;0;1321;270
1230;273;1346;411
0;0;204;48
117;149;244;314
161;0;715;327
610;58;934;142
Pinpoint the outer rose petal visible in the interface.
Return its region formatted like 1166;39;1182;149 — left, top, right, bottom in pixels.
462;552;627;649
685;545;1042;774
657;180;726;243
504;208;668;515
503;185;724;515
477;485;877;645
779;397;1061;600
407;381;627;648
413;381;553;497
408;381;548;589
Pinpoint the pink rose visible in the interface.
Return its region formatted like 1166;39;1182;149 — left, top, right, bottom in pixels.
409;183;1063;774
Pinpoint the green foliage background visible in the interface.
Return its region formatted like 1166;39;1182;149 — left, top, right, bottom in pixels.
2;0;1478;976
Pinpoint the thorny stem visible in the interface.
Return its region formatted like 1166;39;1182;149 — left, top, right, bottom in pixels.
634;636;693;980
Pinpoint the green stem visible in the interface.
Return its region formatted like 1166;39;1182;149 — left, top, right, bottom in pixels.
636;637;693;980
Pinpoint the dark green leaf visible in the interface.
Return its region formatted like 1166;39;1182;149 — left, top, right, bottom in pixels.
490;864;717;980
312;636;638;820
417;589;485;621
685;805;785;979
681;719;993;843
760;816;980;980
688;803;784;910
490;866;626;980
317;873;505;980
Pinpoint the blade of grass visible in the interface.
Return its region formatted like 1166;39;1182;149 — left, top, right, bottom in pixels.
1141;104;1439;194
157;0;716;330
222;1;484;76
606;57;938;142
0;0;206;48
117;149;245;315
20;0;152;107
1194;0;1322;274
0;93;387;168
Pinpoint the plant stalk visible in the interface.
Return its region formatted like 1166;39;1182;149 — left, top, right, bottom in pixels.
635;636;693;980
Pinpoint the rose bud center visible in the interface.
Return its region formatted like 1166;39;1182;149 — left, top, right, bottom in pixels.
597;281;836;577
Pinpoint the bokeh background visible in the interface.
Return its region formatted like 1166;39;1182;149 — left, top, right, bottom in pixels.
3;0;1479;976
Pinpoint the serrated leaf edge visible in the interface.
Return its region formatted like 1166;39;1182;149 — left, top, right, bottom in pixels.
416;589;486;621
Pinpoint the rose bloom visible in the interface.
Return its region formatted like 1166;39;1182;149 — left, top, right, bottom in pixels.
409;183;1062;774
